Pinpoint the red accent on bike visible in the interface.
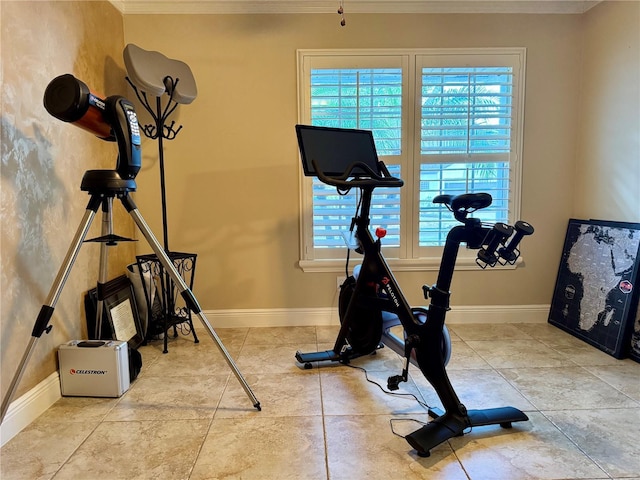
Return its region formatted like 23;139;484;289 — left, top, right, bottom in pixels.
375;227;387;238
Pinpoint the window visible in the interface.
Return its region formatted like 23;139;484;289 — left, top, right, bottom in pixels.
298;49;526;271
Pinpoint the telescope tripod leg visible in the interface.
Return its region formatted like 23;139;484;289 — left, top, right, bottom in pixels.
120;193;261;411
0;194;103;424
93;197;115;339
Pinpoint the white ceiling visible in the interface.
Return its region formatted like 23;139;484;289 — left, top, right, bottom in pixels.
110;0;602;15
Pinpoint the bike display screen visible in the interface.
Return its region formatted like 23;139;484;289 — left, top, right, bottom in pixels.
295;125;381;178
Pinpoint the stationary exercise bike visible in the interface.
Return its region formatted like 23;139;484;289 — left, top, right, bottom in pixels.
294;125;534;457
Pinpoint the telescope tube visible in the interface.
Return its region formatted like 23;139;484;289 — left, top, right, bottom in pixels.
43;74;113;140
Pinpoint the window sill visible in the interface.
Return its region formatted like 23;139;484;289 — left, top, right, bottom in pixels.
298;255;522;273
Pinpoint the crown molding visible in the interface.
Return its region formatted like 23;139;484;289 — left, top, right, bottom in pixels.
109;1;601;15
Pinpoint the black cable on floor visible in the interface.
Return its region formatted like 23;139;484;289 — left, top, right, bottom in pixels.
343;362;436;439
343;363;433;410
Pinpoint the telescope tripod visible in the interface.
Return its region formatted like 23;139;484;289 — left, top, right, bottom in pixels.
0;170;261;424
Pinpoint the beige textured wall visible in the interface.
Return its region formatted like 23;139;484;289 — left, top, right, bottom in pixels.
1;2;132;400
575;1;640;222
124;12;586;309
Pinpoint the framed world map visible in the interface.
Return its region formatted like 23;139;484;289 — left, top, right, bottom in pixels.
548;219;640;359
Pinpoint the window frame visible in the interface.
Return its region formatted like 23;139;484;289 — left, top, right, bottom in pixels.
297;48;526;273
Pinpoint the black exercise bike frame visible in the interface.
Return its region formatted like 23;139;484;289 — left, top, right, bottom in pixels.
295;158;531;457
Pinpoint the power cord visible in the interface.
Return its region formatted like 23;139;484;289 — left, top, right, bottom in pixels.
344;362;432;410
343;362;474;439
343;362;435;439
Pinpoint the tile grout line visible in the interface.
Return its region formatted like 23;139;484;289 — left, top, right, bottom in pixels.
316;326;332;480
538;409;615;480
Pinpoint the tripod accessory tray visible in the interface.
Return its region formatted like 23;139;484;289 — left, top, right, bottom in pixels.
58;340;130;397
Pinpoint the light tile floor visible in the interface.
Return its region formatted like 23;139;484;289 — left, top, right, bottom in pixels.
1;322;639;479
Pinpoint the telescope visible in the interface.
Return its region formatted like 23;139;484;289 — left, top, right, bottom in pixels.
0;74;261;426
43;74;142;182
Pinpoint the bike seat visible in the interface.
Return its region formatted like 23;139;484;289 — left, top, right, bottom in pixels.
433;193;492;211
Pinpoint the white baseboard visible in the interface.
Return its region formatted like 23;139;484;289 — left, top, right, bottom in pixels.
0;304;549;446
445;304;551;324
203;304;550;328
203;307;340;328
0;371;61;447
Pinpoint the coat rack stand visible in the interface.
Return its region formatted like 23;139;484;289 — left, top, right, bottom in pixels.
124;44;200;352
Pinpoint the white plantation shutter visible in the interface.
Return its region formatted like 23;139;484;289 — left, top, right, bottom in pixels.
298;49;525;267
311;165;402;249
302;60;405;258
418;162;510;246
416;64;517;248
309;68;403;154
419;67;513;156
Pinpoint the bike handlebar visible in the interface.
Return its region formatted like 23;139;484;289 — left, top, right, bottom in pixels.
312;158;404;190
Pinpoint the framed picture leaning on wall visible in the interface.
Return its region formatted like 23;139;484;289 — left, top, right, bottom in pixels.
548;219;640;359
85;275;145;349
